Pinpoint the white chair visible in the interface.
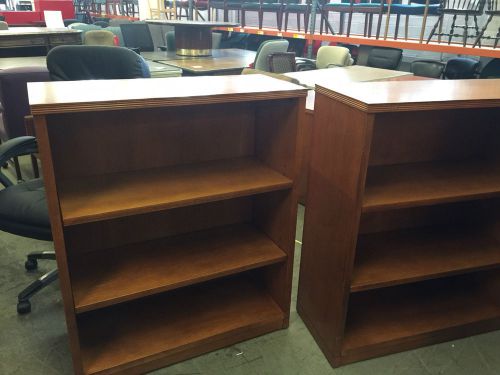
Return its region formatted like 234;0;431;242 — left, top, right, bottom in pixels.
316;46;354;68
296;46;353;71
253;39;289;72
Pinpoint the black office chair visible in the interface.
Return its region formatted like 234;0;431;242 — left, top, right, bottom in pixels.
479;59;500;78
0;136;54;314
47;45;151;80
119;23;155;52
443;57;480;79
411;59;445;79
366;47;403;70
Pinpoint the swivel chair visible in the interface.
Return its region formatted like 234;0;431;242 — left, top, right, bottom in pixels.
253;39;289;71
47;45;151;80
366;47;403;70
443;57;480;79
0;136;53;314
411;59;445;78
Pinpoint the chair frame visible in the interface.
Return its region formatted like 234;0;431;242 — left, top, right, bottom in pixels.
267;51;297;72
473;0;500;48
241;0;285;30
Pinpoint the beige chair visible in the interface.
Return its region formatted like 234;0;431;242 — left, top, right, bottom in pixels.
316;46;354;69
83;30;115;46
0;21;8;30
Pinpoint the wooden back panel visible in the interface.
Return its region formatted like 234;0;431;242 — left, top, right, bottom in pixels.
47;102;256;180
369;108;500;166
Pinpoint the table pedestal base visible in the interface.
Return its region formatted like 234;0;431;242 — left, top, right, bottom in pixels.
175;25;212;57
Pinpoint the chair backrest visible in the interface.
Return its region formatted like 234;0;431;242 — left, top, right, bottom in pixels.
254;39;289;71
268;52;297;73
84;30;115;46
479;58;500;78
120;23;155;52
0;67;50;141
367;47;403;70
442;0;486;11
411;59;445;78
0;21;8;30
47;45;151;81
443;57;480;79
316;46;353;69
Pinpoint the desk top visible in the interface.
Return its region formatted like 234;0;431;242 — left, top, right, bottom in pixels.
143;49;256;74
0;27;81;36
285;65;413;90
146;20;239;28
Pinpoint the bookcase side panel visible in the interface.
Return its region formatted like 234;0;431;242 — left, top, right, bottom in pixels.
252;98;304;323
33;114;85;375
297;93;374;364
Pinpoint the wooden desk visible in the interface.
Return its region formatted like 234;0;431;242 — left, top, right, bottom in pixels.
0;56;183;77
143;49;256;76
285;65;414;90
146;20;239;57
0;27;81;51
296;72;432;204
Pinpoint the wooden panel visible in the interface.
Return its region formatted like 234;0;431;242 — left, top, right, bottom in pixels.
297;110;314;204
359;200;490;234
297;92;374;359
363;160;500;212
352;224;500;292
48;103;256;179
28;74;307;114
78;276;284;375
64;197;252;254
368;108;500;166
342;272;500;364
253;97;303;324
59;157;292;225
71;224;286;313
33;114;85;374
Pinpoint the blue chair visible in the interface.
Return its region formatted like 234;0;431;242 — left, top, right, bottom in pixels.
389;0;440;40
283;0;311;32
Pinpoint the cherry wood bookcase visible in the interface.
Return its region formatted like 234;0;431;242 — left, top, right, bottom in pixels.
28;75;307;375
298;79;500;367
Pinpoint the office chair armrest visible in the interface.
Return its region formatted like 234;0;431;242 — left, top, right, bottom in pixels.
0;136;38;168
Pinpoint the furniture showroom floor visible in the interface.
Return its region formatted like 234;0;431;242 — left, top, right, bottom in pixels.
1;160;500;375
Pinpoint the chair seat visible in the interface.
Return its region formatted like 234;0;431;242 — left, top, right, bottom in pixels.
242;2;281;9
390;4;440;15
0;178;51;241
284;3;308;11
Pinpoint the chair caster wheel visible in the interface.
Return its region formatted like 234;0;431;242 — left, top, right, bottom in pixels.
25;258;38;271
17;300;31;314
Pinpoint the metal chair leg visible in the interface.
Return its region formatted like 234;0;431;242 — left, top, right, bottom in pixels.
17;269;58;314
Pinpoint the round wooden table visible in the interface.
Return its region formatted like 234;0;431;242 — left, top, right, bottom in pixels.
146;20;239;57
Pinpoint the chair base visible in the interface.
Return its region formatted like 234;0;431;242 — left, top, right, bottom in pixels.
17;251;57;315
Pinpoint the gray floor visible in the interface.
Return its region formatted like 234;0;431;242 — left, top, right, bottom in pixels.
1;161;500;375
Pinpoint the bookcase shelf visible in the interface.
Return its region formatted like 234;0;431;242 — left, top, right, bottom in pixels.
60;157;292;226
79;276;284;375
344;272;500;362
298;80;500;367
71;224;287;313
363;159;500;213
352;224;500;292
30;75;307;374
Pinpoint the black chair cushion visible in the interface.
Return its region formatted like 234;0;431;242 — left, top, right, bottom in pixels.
0;178;51;241
47;45;151;81
367;47;403;70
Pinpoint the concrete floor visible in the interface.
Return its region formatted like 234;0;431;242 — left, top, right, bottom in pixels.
1;162;500;375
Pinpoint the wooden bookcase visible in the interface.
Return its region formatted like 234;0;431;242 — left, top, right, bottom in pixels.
28;75;307;375
297;79;500;367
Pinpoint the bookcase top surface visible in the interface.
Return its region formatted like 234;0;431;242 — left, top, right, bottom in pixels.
28;75;307;114
316;79;500;113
